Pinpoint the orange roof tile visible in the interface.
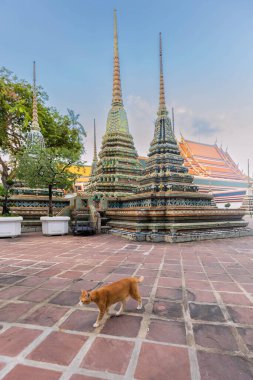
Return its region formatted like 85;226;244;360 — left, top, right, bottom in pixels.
179;138;245;180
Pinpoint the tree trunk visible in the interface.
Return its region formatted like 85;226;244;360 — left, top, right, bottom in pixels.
0;157;9;189
0;157;11;215
2;192;10;215
48;184;53;217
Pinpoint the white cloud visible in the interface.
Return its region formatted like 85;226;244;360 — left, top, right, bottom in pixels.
126;95;156;157
83;96;253;176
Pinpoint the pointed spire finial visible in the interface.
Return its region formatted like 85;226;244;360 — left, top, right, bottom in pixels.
93;118;98;162
32;61;40;131
27;61;45;148
248;158;250;184
158;33;167;114
91;118;98;175
112;9;123;106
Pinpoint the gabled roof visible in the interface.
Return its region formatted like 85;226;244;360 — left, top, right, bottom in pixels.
178;137;246;180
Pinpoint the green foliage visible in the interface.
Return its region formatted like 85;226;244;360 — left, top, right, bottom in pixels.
0;184;5;197
17;147;79;189
0;66;85;191
224;203;231;208
17;146;80;216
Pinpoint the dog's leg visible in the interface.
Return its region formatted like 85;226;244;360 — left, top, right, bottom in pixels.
137;299;142;310
116;300;125;316
93;306;106;327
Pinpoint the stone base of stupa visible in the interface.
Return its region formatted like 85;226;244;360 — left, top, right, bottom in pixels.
106;192;253;243
241;195;253;217
109;224;253;243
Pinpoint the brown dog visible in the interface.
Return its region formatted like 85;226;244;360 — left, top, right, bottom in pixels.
79;276;144;327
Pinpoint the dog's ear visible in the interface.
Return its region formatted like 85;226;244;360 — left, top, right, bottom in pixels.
87;292;91;298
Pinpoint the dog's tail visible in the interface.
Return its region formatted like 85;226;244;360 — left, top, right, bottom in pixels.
136;276;144;283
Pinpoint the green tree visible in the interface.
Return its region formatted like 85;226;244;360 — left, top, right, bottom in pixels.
0;67;85;191
17;147;80;217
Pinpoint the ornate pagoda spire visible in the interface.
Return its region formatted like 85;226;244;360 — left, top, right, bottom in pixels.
112;9;123;106
158;32;168;115
32;61;40;131
93;118;98;162
27;61;45;148
138;33;196;194
172;107;175;133
91;118;98;175
86;10;142;197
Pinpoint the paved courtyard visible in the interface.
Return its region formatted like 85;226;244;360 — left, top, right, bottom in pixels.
0;224;253;379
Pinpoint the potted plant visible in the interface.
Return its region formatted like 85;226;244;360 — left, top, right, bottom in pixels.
0;179;23;238
17;146;80;236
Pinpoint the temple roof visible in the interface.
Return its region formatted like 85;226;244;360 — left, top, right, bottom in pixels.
178;137;246;180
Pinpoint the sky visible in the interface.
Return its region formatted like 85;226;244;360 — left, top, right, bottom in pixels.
1;0;253;174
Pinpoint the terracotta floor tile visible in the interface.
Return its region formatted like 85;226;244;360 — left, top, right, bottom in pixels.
161;270;181;278
139;276;156;285
80;337;134;375
227;306;253;325
193;324;238;351
0;286;29;299
186;279;212;290
57;270;84;279
242;284;253;293
158;277;182;288
155;287;182;301
184;271;207;280
69;375;103;380
49;291;80;306
139;285;152;297
0;326;41;356
20;304;69;326
0;302;33;323
27;331;88;365
0;275;25;285
19;288;55;302
0;362;5;370
219;292;252;306
238;327;253;351
146;319;186;344
68;280;99;292
1;229;253;380
197;351;253;380
189;303;225;322
3;364;62;380
113;267;135;275
101;314;142;337
187;289;217;303
213;282;242;292
153;300;183;319
18;276;47;287
40;278;71;290
135;342;191;380
60;310;98;332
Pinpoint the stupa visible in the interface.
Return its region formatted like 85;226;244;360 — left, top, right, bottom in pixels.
26;61;45;149
86;10;142;198
91;119;98;176
8;62;69;222
106;34;252;242
241;160;253;216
